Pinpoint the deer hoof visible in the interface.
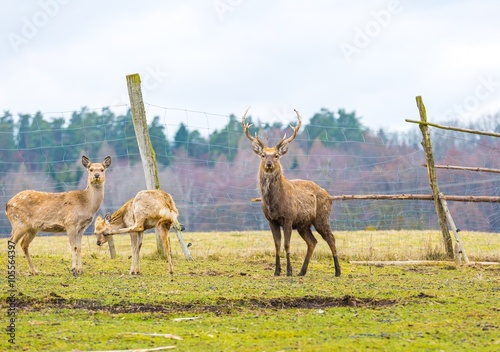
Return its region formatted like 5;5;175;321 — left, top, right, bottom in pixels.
71;268;83;277
334;257;341;277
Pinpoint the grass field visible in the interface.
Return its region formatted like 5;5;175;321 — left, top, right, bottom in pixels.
2;230;499;351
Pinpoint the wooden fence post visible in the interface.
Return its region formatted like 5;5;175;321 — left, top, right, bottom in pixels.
126;73;192;260
438;193;469;264
416;96;454;258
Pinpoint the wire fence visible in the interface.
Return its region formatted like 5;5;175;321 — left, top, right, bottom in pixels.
1;104;500;240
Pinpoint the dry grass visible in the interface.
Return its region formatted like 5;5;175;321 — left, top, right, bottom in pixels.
10;229;499;264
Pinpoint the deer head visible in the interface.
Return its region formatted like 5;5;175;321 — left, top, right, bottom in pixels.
82;155;112;186
94;212;112;246
242;108;302;173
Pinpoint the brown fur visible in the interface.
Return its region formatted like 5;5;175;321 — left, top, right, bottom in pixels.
93;189;180;275
243;109;341;277
6;155;112;276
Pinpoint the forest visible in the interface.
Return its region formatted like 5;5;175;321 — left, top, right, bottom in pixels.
1;107;500;235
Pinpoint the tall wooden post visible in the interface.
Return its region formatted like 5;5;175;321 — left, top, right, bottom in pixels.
416;96;454;258
126;73;192;260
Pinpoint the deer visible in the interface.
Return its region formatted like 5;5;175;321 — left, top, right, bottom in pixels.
242;108;341;277
6;155;112;276
93;189;182;275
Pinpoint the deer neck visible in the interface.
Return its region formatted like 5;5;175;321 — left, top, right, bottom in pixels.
83;182;105;212
104;197;134;229
259;168;287;202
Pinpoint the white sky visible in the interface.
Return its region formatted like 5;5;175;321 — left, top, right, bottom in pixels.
2;0;500;135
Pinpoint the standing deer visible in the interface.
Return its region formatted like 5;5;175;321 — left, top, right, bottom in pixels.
6;155;112;276
242;108;341;277
93;189;182;275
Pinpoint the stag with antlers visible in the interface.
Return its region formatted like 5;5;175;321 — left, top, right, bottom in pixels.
242;109;341;277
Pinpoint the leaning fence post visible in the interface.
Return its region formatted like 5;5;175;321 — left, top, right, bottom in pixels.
126;73;192;261
438;193;470;264
416;96;454;258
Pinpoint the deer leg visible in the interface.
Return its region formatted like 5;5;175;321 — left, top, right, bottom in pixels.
297;227;318;276
68;231;83;276
137;232;143;273
283;222;293;276
76;232;84;275
269;221;282;276
19;229;38;275
129;232;141;275
10;224;27;244
316;224;341;277
107;224;145;235
158;220;173;275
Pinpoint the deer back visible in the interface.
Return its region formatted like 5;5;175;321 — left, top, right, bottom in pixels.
132;190;179;229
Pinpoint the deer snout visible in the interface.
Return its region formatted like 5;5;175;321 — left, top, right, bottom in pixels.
96;240;102;246
93;173;101;179
264;160;275;171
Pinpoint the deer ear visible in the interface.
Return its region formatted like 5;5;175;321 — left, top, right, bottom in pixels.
82;155;91;168
104;212;112;223
277;142;289;156
103;156;112;169
251;140;263;155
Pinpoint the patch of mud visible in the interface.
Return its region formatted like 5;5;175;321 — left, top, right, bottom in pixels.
13;294;398;314
258;295;397;309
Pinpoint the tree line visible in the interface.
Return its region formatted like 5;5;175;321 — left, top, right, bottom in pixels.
0;107;370;189
1;107;500;234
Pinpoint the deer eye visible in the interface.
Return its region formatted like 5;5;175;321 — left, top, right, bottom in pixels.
274;154;279;159
261;154;265;158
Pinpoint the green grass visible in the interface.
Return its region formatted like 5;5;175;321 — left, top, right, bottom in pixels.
2;230;499;351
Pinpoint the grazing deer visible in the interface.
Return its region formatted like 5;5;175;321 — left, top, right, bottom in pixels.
6;155;112;276
93;189;182;275
242;108;341;277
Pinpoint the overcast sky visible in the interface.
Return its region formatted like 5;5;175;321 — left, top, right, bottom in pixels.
2;0;500;136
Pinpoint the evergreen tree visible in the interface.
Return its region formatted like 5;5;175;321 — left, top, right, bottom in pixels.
335;108;365;145
174;123;189;150
302;108;336;150
149;116;172;166
209;114;242;162
111;109;140;163
187;130;209;159
0;111;17;173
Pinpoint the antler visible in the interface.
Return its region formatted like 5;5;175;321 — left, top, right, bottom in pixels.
278;109;302;146
241;107;265;146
